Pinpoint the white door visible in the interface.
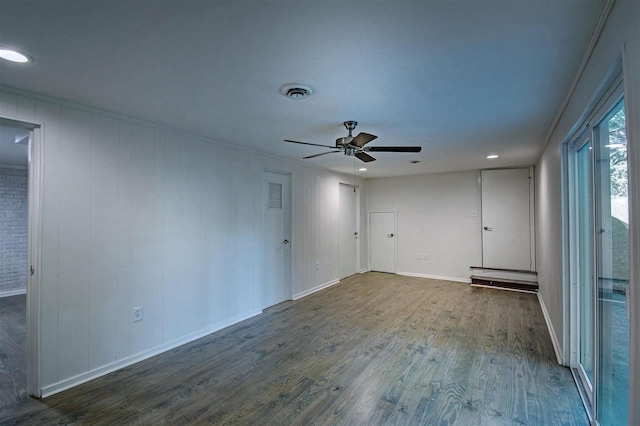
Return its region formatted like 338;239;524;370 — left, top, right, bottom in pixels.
481;168;532;271
262;171;291;308
339;184;359;279
370;212;396;273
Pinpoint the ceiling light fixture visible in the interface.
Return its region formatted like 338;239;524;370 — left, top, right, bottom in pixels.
0;47;33;63
280;83;313;100
486;154;499;159
358;167;367;171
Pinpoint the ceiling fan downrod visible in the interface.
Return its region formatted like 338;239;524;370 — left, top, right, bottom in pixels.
344;120;357;136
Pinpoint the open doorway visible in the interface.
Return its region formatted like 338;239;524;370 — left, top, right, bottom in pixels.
0;121;30;407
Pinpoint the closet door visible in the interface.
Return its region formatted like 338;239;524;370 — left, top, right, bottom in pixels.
481;168;533;271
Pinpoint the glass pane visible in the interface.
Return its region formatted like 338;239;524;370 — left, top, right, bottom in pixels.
577;142;593;385
595;101;629;425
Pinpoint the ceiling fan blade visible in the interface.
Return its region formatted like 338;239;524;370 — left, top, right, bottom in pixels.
303;151;340;159
355;152;376;162
366;146;422;153
351;132;378;148
284;139;336;149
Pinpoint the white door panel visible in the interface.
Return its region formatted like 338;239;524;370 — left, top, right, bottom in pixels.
481;168;532;270
370;212;395;273
262;171;291;308
339;184;359;279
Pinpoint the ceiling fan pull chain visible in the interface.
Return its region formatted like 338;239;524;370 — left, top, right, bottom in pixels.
353;157;356;189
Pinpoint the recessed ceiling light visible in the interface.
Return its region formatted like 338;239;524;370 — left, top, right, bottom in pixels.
0;47;33;63
486;154;499;159
358;167;367;171
280;83;313;100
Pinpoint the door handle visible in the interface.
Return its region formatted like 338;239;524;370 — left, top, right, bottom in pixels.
483;226;493;231
387;233;394;238
283;239;290;244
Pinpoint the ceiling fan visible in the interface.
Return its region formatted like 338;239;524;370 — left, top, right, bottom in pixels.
284;121;422;162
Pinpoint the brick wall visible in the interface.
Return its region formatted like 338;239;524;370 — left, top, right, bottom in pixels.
0;167;28;293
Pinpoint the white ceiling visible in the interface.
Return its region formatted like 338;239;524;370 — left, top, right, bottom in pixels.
0;0;601;178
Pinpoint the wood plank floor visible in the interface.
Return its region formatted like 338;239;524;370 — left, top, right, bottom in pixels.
0;294;27;410
0;273;587;425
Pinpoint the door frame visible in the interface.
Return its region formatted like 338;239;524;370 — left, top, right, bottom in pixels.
261;169;292;308
368;211;397;273
0;116;43;397
567;132;596;408
338;183;359;279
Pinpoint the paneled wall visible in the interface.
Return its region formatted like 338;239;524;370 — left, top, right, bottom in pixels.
535;0;638;421
366;171;481;282
0;89;366;394
0;167;28;294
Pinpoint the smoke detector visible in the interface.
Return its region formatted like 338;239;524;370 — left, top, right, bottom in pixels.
280;83;314;100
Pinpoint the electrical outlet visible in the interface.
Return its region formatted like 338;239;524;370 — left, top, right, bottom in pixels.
417;253;422;260
470;209;478;217
315;261;320;271
424;254;430;261
133;306;143;322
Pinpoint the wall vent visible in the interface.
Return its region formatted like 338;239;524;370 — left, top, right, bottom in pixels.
268;182;282;210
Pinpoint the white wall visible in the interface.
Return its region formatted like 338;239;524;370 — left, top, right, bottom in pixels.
366;171;481;282
535;0;639;422
0;89;366;395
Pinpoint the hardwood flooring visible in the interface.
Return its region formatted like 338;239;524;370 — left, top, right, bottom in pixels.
0;294;27;410
0;273;587;425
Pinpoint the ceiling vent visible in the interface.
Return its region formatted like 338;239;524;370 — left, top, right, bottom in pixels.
280;83;313;100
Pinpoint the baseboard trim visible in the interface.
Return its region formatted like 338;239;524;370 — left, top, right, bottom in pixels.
397;271;470;284
537;291;563;365
293;279;340;300
359;269;369;274
41;309;262;398
0;288;26;298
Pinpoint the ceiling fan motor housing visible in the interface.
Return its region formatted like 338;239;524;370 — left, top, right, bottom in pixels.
336;136;353;147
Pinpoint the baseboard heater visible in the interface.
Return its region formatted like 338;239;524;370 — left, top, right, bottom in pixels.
470;275;538;293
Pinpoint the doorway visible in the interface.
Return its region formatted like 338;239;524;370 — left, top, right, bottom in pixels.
338;184;359;279
369;212;396;273
567;79;629;425
0;121;30;407
262;171;292;309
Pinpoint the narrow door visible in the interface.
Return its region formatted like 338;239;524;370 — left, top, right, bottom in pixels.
339;184;359;279
262;171;291;308
481;168;533;270
370;212;395;273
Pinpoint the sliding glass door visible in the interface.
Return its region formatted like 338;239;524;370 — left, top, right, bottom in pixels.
594;100;628;425
568;82;629;425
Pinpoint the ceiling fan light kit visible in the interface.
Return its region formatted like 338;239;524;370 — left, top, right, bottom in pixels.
284;121;421;163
